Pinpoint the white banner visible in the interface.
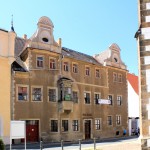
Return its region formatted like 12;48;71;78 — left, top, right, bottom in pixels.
98;99;111;104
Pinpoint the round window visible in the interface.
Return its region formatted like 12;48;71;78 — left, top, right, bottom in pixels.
42;37;49;42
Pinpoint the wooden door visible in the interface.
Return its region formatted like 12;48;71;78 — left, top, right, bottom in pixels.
26;120;39;142
85;120;91;139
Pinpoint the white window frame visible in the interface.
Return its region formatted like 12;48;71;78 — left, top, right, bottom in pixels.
36;55;44;68
47;87;58;102
116;115;121;126
16;84;29;102
31;86;43;102
84;91;91;104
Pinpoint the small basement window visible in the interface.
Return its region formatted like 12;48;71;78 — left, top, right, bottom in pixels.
42;37;49;42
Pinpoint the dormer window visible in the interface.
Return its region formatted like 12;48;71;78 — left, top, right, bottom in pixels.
42;37;49;42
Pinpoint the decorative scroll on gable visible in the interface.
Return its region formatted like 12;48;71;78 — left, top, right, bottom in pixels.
24;16;61;54
94;43;127;70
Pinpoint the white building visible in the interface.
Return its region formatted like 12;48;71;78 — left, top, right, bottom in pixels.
127;73;139;136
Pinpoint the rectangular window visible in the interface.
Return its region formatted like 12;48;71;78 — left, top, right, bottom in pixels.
64;87;71;101
117;96;122;106
84;92;90;104
18;86;28;101
37;56;43;68
49;58;56;69
85;66;90;76
64;62;69;71
116;115;121;125
73;91;78;103
118;74;122;82
113;72;117;82
62;120;69;132
108;95;113;105
107;116;112;126
95;69;100;78
48;89;56;102
95;119;101;130
95;93;100;104
73;63;78;73
32;87;42;101
51;120;58;132
72;120;79;131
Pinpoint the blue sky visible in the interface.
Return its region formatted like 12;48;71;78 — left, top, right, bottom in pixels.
0;0;138;75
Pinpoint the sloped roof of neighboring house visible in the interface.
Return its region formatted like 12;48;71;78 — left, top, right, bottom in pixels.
62;47;102;65
15;37;26;56
127;73;139;95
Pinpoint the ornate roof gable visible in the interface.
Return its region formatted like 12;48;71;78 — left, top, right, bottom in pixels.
94;43;127;70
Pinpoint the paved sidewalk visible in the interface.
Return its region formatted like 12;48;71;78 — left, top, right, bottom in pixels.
44;138;141;150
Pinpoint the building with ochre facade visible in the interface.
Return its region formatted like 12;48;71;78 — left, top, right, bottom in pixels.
0;27;16;144
1;16;128;143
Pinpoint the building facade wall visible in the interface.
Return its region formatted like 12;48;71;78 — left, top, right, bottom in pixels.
136;0;150;149
13;46;128;142
0;29;16;144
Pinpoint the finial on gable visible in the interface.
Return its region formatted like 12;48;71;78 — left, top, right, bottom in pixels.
11;15;15;32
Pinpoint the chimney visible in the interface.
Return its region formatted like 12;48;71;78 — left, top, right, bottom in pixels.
58;38;62;47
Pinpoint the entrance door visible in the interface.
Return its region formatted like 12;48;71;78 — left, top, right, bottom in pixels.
26;120;39;142
85;120;91;139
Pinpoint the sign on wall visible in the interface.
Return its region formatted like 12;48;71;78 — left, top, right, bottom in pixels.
10;121;26;149
98;99;111;104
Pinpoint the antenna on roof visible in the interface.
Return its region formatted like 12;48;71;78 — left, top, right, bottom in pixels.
11;14;15;32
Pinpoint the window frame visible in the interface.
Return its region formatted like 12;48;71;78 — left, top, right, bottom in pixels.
16;84;29;102
85;66;90;76
72;63;78;73
108;94;113;105
117;95;122;106
62;120;69;132
72;120;79;131
50;119;58;132
63;62;69;72
113;72;117;82
118;73;122;83
95;68;101;78
94;93;101;105
84;92;91;104
116;115;121;126
107;116;113;126
49;57;56;69
48;87;57;102
72;91;78;103
31;86;43;102
36;55;44;68
95;118;101;130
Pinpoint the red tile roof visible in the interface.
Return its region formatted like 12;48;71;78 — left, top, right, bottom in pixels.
127;73;139;95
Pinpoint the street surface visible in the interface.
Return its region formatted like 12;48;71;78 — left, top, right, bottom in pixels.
6;136;141;150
